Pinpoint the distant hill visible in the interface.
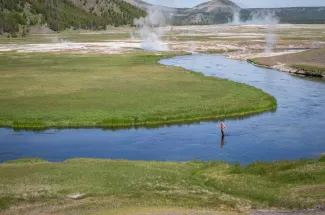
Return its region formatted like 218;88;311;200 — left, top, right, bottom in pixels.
0;0;146;37
241;7;325;24
173;0;240;24
126;0;325;25
124;0;240;24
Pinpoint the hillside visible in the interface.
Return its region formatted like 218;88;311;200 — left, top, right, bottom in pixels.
241;7;325;24
126;0;325;25
0;0;146;37
174;0;240;24
123;0;151;9
68;0;146;25
125;0;241;24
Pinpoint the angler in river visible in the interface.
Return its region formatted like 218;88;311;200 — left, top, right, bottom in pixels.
218;122;227;137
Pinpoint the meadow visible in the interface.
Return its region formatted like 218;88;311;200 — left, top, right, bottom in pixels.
1;156;325;214
0;51;276;129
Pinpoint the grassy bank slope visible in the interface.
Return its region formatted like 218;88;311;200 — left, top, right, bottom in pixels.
249;49;325;77
1;157;325;214
0;52;276;129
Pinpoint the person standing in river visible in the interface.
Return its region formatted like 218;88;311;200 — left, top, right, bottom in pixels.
218;122;227;137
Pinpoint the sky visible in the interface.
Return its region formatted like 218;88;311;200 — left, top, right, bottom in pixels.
146;0;325;8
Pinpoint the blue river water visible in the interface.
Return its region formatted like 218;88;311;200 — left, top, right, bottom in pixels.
0;54;324;164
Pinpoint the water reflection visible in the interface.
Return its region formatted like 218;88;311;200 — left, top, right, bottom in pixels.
220;135;225;149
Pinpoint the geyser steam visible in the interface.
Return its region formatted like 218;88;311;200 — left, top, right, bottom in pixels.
134;5;171;51
247;11;279;53
230;10;279;53
232;9;240;24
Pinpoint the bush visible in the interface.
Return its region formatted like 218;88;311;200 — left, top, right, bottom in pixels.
320;153;325;162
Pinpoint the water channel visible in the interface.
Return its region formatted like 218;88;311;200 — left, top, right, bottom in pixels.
1;54;324;164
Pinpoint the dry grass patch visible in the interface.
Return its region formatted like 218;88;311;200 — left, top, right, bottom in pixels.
1;157;325;213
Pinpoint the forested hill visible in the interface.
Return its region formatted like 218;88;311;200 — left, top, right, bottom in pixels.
0;0;146;37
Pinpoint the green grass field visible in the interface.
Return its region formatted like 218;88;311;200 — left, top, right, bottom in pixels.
1;156;325;214
0;52;276;129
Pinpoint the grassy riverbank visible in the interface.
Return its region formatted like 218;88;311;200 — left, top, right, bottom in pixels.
291;64;325;76
0;52;276;129
1;156;325;214
248;49;325;77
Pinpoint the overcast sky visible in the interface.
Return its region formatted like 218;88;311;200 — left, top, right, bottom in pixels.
146;0;325;8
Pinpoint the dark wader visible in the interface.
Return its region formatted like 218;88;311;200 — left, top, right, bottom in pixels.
221;129;225;137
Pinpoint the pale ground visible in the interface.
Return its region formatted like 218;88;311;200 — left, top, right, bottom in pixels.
1;24;325;59
0;41;140;54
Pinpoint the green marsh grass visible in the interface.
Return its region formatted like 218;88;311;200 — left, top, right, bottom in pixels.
1;157;325;213
292;64;325;76
0;52;276;129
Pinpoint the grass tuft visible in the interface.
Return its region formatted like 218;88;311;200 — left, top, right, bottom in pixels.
319;153;325;162
4;158;47;165
0;197;22;210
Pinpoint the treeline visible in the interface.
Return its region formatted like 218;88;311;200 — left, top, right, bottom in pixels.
0;0;29;36
101;0;146;26
0;0;146;37
37;0;113;31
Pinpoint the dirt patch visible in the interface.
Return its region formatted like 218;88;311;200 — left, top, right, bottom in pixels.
295;185;325;195
28;27;54;34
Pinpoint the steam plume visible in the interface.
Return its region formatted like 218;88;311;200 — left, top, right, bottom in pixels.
230;10;279;53
249;11;279;53
134;5;173;51
232;9;240;24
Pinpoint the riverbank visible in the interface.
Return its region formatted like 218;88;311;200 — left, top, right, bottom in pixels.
0;52;276;129
247;49;325;78
1;156;325;214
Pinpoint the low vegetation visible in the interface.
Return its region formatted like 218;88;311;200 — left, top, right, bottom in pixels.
292;64;325;77
1;156;325;213
0;52;276;129
247;58;264;66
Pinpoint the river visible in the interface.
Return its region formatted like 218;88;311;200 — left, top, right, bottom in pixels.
1;54;324;164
